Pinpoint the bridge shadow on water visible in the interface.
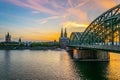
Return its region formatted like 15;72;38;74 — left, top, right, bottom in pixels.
68;52;109;80
74;61;109;80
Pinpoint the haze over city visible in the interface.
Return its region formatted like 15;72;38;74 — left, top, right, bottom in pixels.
0;0;120;41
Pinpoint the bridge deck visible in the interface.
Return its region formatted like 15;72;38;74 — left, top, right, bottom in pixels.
69;45;120;53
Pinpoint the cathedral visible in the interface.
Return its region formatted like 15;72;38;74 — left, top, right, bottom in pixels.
5;32;22;44
59;28;69;48
5;32;11;42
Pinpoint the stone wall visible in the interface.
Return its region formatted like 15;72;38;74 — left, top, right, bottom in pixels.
73;49;110;61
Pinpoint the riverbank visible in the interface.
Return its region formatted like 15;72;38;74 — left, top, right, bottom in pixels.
0;46;63;50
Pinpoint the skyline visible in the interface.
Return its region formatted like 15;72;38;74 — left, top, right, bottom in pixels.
0;0;120;41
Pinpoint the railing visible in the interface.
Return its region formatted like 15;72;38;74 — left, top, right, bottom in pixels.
68;44;120;52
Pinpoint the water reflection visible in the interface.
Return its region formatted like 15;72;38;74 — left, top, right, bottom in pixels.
4;50;11;65
74;61;109;80
3;50;11;79
60;51;79;80
0;50;120;80
60;51;110;80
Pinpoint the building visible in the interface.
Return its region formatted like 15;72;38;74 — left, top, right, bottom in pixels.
18;38;22;44
5;32;11;42
59;28;69;48
2;32;23;45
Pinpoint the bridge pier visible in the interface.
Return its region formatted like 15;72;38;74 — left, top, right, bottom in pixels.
73;49;110;61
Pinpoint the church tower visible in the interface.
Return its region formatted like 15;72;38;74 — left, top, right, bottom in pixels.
64;28;67;37
59;28;69;48
18;37;21;43
5;32;11;42
61;28;63;37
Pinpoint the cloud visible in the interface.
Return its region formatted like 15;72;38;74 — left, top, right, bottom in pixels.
39;20;47;24
32;11;40;14
68;0;74;8
66;8;87;22
8;0;88;18
36;15;65;24
7;0;119;22
8;0;59;15
61;21;88;28
94;0;117;9
4;0;120;41
75;0;90;8
7;0;89;25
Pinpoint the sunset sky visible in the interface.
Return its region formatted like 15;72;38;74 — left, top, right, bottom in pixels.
0;0;120;41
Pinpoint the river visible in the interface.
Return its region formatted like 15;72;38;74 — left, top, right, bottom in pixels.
0;50;120;80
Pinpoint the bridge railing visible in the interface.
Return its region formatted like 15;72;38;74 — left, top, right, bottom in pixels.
79;44;120;52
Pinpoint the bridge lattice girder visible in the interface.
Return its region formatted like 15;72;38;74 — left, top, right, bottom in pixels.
78;4;120;45
70;32;83;45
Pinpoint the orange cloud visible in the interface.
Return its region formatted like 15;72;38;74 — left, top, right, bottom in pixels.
66;8;87;22
94;0;117;9
61;21;88;28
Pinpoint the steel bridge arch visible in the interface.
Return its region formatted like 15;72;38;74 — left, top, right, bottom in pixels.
69;32;83;45
79;4;120;45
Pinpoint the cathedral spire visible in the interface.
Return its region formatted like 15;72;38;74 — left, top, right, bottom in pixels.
5;32;11;42
7;32;10;36
61;28;63;37
64;28;67;37
19;37;21;43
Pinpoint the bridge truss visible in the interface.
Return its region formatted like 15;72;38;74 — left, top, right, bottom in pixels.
70;4;120;46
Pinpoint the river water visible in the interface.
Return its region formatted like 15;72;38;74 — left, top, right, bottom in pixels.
0;50;120;80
